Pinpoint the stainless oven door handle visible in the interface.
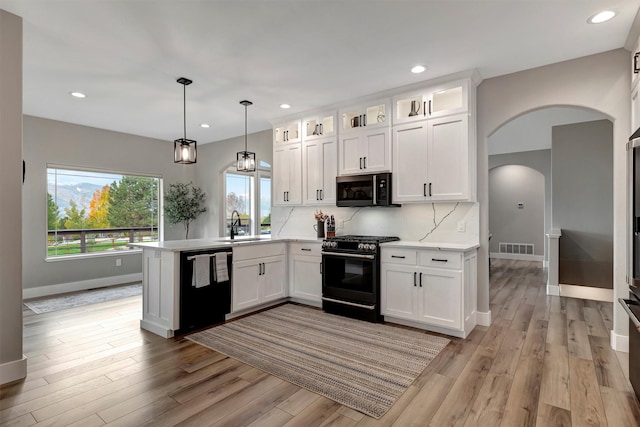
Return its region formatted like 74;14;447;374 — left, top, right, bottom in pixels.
321;252;375;260
619;298;640;332
321;297;375;310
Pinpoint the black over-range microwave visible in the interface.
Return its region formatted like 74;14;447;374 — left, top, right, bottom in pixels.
336;173;398;207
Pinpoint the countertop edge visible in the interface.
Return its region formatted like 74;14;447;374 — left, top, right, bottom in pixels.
380;241;480;251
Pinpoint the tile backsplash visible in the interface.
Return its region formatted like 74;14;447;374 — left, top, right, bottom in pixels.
271;202;479;244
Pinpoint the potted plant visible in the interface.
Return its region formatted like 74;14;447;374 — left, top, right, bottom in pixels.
164;182;206;239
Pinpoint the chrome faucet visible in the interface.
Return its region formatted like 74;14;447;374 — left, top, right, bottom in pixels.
230;210;241;240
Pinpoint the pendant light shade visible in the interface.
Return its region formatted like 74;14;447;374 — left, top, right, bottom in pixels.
237;100;256;172
174;77;197;164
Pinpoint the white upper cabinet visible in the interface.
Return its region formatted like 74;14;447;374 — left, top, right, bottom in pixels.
392;79;469;125
339;127;391;175
339;99;391;133
274;120;302;144
337;98;391;176
273;143;302;206
303;136;337;205
302;111;336;140
393;113;471;202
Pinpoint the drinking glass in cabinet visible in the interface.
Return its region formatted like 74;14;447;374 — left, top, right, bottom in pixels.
366;104;387;124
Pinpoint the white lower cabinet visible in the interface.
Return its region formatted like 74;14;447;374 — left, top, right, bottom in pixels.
288;242;322;305
232;243;287;313
381;246;477;338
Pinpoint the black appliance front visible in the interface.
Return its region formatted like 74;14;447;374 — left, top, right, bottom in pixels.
336;173;394;207
178;249;232;334
322;252;380;322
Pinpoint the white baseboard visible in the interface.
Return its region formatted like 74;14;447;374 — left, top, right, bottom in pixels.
476;310;491;327
490;252;544;262
611;331;629;352
23;273;142;300
0;355;27;385
547;283;560;296
543;260;548;269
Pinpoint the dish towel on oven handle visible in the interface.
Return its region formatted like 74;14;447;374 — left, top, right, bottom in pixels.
214;252;229;283
192;255;211;288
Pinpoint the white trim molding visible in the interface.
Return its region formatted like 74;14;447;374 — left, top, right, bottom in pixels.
23;273;142;300
0;355;27;385
476;310;492;327
490;252;544;262
611;330;629;352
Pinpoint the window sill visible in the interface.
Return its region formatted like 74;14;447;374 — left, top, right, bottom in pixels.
45;248;142;263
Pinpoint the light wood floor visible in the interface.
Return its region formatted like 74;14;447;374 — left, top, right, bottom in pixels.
2;259;640;426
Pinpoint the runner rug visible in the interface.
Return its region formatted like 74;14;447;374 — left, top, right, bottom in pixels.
24;283;142;314
186;303;450;419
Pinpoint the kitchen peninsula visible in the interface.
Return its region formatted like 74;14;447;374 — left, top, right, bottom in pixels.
134;236;478;339
133;236;286;338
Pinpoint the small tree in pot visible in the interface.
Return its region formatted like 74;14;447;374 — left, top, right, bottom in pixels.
164;182;206;239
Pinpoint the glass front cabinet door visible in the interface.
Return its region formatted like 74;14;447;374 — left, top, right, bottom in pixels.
339;99;390;133
302;111;337;140
392;79;469;125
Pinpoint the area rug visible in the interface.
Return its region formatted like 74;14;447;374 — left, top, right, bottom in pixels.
186;304;449;418
24;283;142;314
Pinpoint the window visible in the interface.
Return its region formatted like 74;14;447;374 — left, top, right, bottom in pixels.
47;167;160;257
222;161;271;236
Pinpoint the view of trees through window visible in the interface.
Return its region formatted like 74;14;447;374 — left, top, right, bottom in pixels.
224;162;271;236
47;168;160;257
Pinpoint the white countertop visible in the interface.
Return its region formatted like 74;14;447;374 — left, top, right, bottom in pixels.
381;241;480;251
131;236;321;252
132;236;478;252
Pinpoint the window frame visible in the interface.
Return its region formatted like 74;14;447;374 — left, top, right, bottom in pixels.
46;164;163;260
220;160;271;237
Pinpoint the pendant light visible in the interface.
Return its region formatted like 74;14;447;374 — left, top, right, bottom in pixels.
174;77;197;164
237;100;256;172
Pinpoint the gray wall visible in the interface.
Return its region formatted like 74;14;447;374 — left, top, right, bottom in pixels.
489;149;551;258
22;116;196;292
0;9;25;383
552;119;613;288
194;129;273;239
477;49;629;340
488;164;545;256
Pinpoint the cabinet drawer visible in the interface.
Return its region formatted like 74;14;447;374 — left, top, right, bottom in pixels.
418;250;462;270
381;248;417;265
234;242;286;261
289;242;322;257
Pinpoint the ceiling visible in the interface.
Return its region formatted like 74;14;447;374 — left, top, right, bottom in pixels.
1;0;638;145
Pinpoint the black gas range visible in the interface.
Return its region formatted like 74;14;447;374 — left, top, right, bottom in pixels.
321;235;399;322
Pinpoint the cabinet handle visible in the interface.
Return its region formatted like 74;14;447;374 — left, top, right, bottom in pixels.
258;263;262;275
635;52;640;73
391;255;405;259
428;100;432;115
431;258;448;262
301;248;311;251
262;262;265;275
316;189;319;200
423;183;427;197
363;157;367;169
320;123;323;134
363;114;367;126
419;272;423;287
429;182;432;197
359;157;363;169
423;101;427;117
319;189;323;200
414;271;417;287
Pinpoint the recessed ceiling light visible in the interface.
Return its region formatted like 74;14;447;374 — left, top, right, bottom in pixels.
411;65;426;74
70;92;86;98
588;10;616;24
200;123;210;128
280;104;291;109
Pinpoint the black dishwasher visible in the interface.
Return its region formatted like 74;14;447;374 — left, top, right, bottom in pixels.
177;248;232;334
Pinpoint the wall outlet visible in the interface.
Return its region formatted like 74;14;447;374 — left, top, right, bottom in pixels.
116;258;122;267
457;220;466;232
